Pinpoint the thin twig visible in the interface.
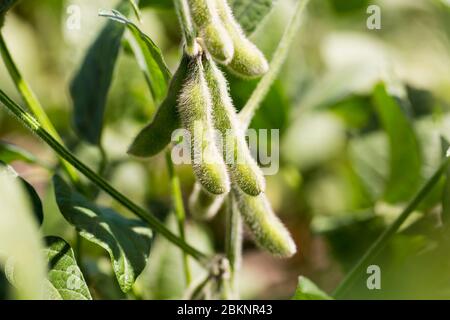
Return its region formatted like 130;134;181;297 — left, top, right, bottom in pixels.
225;196;242;298
166;151;193;285
174;0;197;55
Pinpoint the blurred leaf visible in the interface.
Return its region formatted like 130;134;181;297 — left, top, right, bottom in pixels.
321;214;385;271
349;132;388;200
0;163;43;226
231;0;275;34
0;141;38;164
53;175;153;293
326;95;377;132
100;10;171;105
372;83;422;203
70;1;130;145
327;0;369;14
292;276;332;300
139;0;173;9
0;169;46;299
0;0;18;27
128;54;189;157
441;138;450;225
44;236;92;300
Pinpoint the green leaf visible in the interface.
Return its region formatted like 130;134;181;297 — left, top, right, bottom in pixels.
128;54;189;157
53;175;153;292
0;0;19;27
231;0;275;34
70;1;130;145
0;169;46;299
441;138;450;225
292;276;332;300
0;141;38;164
100;10;171;105
139;0;173;9
0;163;43;226
372;83;422;203
43;236;92;300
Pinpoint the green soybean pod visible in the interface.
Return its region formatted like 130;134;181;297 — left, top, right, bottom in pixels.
189;182;226;220
233;187;297;258
128;54;189;158
178;55;230;195
214;0;269;78
186;0;234;64
203;56;265;196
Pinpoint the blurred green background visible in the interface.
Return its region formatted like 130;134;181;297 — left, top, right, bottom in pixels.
1;0;450;299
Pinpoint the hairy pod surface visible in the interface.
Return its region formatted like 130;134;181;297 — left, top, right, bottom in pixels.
187;0;234;64
214;0;269;78
128;55;189;157
189;182;227;220
203;56;265;196
178;55;230;195
233;187;297;258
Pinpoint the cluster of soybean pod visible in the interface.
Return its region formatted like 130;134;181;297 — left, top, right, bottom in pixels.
130;0;296;258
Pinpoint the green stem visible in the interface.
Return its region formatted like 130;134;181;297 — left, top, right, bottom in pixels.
174;0;197;55
128;0;142;22
225;196;242;299
165;151;192;285
0;32;81;187
189;273;212;300
239;0;310;127
0;89;209;265
75;231;83;266
333;159;450;299
98;143;108;176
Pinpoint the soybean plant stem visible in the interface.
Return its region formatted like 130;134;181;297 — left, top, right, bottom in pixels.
174;0;197;55
165;151;192;285
333;159;450;299
239;0;310;127
0;90;209;265
225;196;242;298
0;32;81;188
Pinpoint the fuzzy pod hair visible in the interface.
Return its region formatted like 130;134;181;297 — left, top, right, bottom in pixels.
187;0;234;64
203;56;265;196
189;182;227;220
233;187;297;258
214;0;269;78
178;55;230;195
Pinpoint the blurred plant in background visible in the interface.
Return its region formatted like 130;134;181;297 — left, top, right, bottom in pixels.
0;0;450;300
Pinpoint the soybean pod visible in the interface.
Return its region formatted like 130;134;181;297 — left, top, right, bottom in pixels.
233;188;297;258
203;55;265;196
187;0;234;64
178;54;230;195
214;0;269;78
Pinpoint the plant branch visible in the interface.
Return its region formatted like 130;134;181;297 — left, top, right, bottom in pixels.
239;0;310;127
0;89;209;265
225;196;242;298
0;32;81;187
166;151;192;285
333;158;450;299
173;0;197;55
